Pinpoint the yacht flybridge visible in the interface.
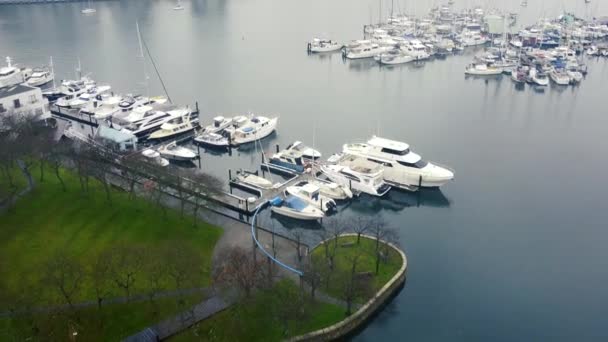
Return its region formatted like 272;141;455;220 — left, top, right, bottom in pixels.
342;136;454;188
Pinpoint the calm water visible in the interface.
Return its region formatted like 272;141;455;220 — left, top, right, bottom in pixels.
2;0;608;340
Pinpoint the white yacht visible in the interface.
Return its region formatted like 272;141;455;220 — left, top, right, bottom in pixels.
529;68;549;86
285;183;336;213
80;93;122;119
549;68;571;85
235;170;274;190
67;85;112;109
306;179;353;200
320;154;391;197
285;141;321;159
26;67;54;87
465;63;503;75
195;131;230;148
343;136;454;188
0;57;31;88
308;38;343;53
345;43;391;59
224;115;278;146
158;141;198;161
400;40;430;60
148;111;195;140
270;196;325;221
460;31;488;47
122;107;186;137
141;149;170;167
379;50;415;65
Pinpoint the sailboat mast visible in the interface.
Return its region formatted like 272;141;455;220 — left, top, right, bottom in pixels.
136;21;150;98
50;56;56;89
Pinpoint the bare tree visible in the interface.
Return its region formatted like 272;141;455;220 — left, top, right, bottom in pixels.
273;280;308;336
350;216;374;244
120;154;148;200
339;251;373;316
291;228;305;263
185;170;223;227
86;148;116;205
301;259;323;300
326;216;346;250
91;249;114;311
109;245;144;301
43;252;84;309
369;216;398;274
48;141;71;192
213;246;268;298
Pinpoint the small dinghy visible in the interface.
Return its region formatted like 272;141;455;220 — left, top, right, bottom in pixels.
141;149;170;167
270;196;325;221
158;141;198;161
236;170;274;190
285;183;336;213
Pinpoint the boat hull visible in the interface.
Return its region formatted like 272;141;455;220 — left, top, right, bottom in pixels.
271;206;324;221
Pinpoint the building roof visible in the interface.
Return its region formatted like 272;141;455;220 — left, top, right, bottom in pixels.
96;125;138;143
0;84;37;98
367;136;410;151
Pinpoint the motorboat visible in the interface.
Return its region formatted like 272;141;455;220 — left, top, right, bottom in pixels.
122;107;186;137
270;196;325;221
320;154;391;196
566;66;583;84
306;179;353;200
379;51;415;65
141;149;170;167
235;170;273;190
158;141;198;161
148;110;195;140
345;43;391;59
465;63;503;75
224;115;278;146
173;0;184;10
284;183;336;213
400;40;431;60
343;136;454;188
285;141;321;159
80;93;122;119
511;66;528;83
45;76;95;103
193;116;233;144
0;57;31;88
549;68;570;85
81;0;96;13
268;149;308;173
67;85;112;109
195;131;230;148
460;31;488;47
26;67;54;87
308;38;343;53
529;68;549;86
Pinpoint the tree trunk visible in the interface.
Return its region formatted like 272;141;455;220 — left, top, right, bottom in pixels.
2;164;15;189
97;297;103;310
128;180;136;200
102;178;112;205
193;204;199;227
54;166;66;192
357;233;361;244
375;252;381;274
39;160;44;182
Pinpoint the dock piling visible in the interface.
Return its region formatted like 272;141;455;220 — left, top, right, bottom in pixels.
197;144;201;168
276;144;280;153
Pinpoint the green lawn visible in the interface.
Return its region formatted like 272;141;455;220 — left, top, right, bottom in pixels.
0;164;223;339
311;235;403;303
1;293;204;341
170;280;345;342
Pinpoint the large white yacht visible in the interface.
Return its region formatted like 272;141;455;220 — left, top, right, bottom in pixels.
26;67;54;87
345;43;392;59
224;115;278;146
148;110;195;140
399;40;430;60
121;107;188;137
320;154;391;197
343;136;454;188
0;57;31;88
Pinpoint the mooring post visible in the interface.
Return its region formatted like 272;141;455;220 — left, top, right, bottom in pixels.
276;144;280;153
417;175;422;207
418;175;422;188
195;101;199;113
349;179;352;190
261;152;265;164
245;199;249;213
197;144;201;168
228;169;232;181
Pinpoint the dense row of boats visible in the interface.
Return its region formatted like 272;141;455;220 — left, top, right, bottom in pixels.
233;136;455;221
306;4;608;80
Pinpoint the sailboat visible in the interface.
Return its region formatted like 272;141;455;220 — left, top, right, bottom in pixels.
81;0;96;14
173;0;184;10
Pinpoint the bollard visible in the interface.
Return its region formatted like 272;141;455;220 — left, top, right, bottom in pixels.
276;144;280;153
245;199;249;213
195;101;199;112
418;175;422;188
229;169;232;180
197;144;201;168
349;179;352;190
261;152;265;164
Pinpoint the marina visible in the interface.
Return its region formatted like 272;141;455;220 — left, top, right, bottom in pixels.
2;0;608;340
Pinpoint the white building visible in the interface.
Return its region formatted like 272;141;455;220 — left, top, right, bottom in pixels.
0;84;51;121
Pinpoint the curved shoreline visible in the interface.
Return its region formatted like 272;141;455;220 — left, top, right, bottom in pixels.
288;233;408;342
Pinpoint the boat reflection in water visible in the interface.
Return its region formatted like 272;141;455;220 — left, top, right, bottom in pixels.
347;188;451;214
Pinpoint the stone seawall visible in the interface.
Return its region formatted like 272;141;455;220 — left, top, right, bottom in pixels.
288;233;407;342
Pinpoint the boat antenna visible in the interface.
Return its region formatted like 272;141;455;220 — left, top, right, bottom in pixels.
77;56;82;79
136;21;150;98
6;56;11;68
139;24;173;104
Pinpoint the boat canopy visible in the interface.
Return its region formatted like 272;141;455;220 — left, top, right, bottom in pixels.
368;136;410;153
284;196;308;211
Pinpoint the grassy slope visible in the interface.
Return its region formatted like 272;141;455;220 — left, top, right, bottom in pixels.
0;166;222;302
170;280;346;342
311;235;402;302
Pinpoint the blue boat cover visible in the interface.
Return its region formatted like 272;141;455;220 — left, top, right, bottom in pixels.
269;196;283;206
242;127;254;132
284;196;308;211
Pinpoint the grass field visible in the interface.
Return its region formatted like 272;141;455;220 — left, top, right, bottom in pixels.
310;235;403;302
0;166;222;304
170;280;345;342
0;163;224;341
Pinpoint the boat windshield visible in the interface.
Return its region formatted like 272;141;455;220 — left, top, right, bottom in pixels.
397;159;428;169
0;69;15;77
381;147;410;155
